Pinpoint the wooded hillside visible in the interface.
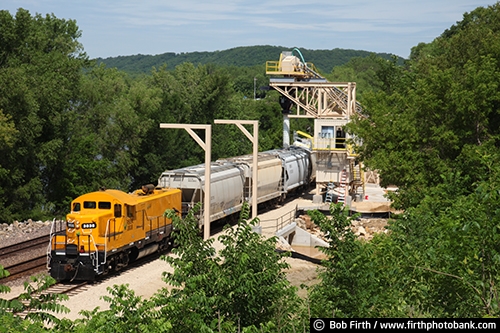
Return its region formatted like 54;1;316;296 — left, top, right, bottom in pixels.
96;45;399;75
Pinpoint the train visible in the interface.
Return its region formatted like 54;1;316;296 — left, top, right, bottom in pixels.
48;145;316;282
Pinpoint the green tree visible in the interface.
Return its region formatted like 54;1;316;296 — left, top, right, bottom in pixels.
65;284;172;333
306;204;406;318
335;2;500;318
0;110;18;221
0;110;17;150
142;62;277;177
0;8;89;222
68;65;146;193
326;53;393;99
387;144;500;317
348;3;500;210
153;203;305;332
1;271;69;331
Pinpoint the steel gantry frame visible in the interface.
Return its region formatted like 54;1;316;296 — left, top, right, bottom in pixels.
159;123;212;240
215;120;259;220
269;79;361;119
160;121;260;239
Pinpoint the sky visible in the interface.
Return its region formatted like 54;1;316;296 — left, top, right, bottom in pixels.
2;1;497;59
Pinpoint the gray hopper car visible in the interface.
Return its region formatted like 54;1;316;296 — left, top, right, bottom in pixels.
158;146;315;226
266;146;314;194
217;152;284;205
158;162;245;224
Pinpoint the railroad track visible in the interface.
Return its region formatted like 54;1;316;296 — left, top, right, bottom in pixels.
5;246;173;319
8;281;89;319
0;235;49;259
43;281;89;296
0;235;51;283
2;255;47;283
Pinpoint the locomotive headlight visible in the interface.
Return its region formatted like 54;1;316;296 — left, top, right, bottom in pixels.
75;221;80;229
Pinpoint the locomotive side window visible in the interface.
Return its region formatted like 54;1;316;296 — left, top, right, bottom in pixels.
84;201;96;209
73;202;81;212
114;204;122;218
98;201;111;209
126;204;134;218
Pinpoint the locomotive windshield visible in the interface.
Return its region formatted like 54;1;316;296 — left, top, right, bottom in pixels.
83;201;96;209
81;201;112;209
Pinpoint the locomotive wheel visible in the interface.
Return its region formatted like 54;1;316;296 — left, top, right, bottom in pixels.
158;238;170;252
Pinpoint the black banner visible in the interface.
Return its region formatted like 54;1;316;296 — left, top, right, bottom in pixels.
310;318;499;332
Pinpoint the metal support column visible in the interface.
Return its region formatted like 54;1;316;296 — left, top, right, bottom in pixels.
159;123;212;240
215;120;259;220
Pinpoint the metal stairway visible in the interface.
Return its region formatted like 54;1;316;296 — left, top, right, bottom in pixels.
349;159;365;200
325;182;336;203
337;169;349;206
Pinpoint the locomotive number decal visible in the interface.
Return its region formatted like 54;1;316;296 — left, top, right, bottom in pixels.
81;222;97;229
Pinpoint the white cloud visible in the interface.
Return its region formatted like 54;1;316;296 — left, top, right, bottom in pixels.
2;0;496;58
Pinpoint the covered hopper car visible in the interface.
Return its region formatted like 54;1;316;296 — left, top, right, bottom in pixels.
158;146;314;227
158;162;246;224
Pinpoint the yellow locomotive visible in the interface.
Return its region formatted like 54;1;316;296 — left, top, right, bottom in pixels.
48;185;181;281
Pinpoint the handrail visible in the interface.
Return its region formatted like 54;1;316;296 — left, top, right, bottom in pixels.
46;218;57;269
259;206;297;232
78;228;99;262
296;130;313;139
313;137;347;150
265;61;280;73
103;218;110;267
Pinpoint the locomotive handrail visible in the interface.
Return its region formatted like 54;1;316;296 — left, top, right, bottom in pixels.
106;218;117;240
106;231;124;238
161;215;167;235
46;218;57;269
148;217;152;239
85;233;100;273
145;215;165;240
103;218;111;267
146;215;167;239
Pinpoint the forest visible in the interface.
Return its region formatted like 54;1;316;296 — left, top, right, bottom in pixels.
96;45;399;76
1;2;500;331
